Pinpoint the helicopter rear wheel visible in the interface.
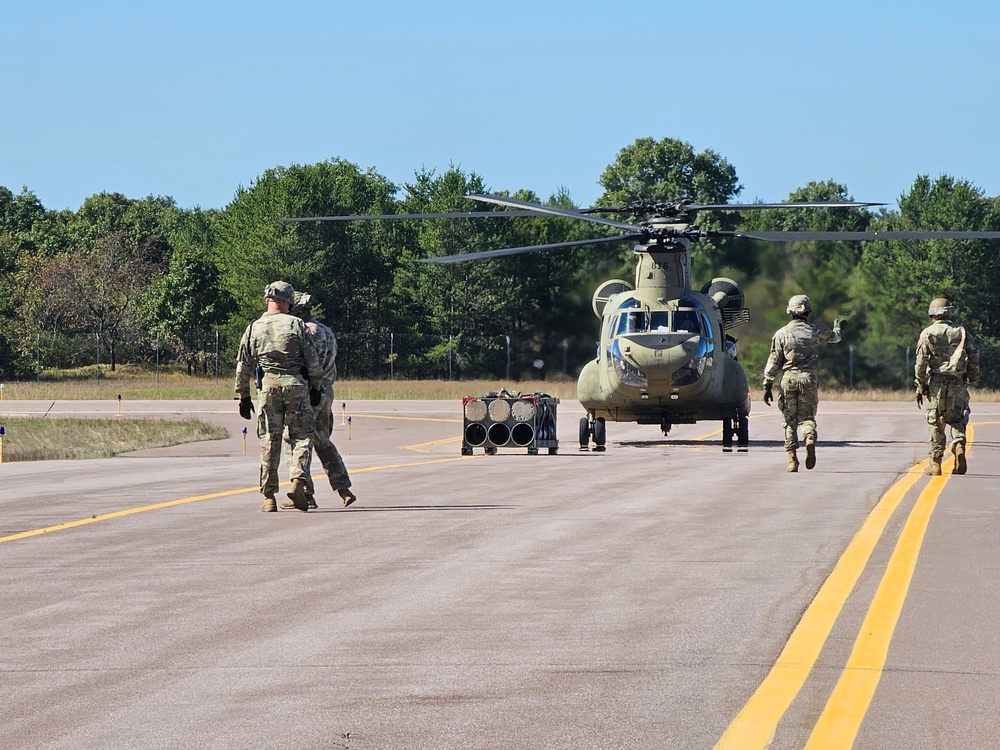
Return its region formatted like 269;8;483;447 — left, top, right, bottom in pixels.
660;417;672;437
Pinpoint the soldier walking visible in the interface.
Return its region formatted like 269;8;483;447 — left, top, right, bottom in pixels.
286;291;357;509
762;295;842;472
915;297;980;476
235;281;324;512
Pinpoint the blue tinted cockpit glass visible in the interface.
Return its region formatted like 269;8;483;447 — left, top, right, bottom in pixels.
649;311;670;331
672;310;700;333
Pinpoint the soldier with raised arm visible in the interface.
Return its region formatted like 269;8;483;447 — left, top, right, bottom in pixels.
762;294;842;473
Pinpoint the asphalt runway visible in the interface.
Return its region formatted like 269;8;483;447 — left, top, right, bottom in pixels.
2;398;999;749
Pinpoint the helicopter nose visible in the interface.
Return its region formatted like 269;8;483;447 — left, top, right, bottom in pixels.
621;335;702;375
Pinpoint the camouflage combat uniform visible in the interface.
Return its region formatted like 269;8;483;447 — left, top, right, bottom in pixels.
235;308;323;501
763;319;841;452
299;312;354;505
915;318;979;462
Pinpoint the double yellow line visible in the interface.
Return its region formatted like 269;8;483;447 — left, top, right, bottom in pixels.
715;423;985;749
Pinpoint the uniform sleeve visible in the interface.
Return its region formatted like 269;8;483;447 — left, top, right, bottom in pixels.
914;329;932;389
965;328;981;384
234;324;256;397
819;324;842;345
300;323;324;384
762;332;785;386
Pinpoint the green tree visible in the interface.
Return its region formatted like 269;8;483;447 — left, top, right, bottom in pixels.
29;231;163;370
731;181;877;385
598;136;741;206
144;244;235;373
596;136;746;285
217;159;400;332
861;175;1000;387
0;187;50;375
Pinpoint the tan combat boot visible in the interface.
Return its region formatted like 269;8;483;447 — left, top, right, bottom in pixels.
787;449;799;473
339;488;357;508
804;436;817;470
260;496;277;512
953;442;967;475
279;478;310;511
926;457;942;476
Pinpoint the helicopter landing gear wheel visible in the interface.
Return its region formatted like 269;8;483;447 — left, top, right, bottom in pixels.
722;416;734;452
579;415;606;452
736;409;749;452
592;417;606;452
579;417;591;451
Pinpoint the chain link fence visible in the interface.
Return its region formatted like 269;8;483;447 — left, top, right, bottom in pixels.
7;327;999;389
6;328;596;383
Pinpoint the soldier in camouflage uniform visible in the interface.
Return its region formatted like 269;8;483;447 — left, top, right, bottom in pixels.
235;281;324;512
915;297;980;476
762;295;842;472
286;291;356;509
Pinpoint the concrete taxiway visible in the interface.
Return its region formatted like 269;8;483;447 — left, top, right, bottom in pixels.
1;399;998;749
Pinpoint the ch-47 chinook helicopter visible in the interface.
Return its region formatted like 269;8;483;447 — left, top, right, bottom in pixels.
286;194;1000;452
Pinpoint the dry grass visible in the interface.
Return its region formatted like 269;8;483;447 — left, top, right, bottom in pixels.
2;366;997;403
0;367;581;401
0;417;227;462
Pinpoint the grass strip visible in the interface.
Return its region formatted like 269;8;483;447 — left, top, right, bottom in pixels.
0;416;227;461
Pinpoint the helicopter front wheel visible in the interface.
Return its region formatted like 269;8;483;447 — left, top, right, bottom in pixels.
722;417;734;452
579;415;607;452
736;409;749;451
592;417;607;452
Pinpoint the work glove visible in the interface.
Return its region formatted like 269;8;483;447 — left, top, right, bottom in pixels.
763;382;773;406
309;387;321;407
239;395;255;420
240;396;256;419
915;388;924;409
833;318;845;333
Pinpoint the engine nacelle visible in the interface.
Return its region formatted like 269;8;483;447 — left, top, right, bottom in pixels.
592;279;634;318
701;277;749;329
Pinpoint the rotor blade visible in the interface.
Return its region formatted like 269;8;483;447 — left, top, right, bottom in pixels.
282;210;546;222
727;230;1000;242
469;194;641;232
418;234;644;264
578;200;885;215
696;201;885;212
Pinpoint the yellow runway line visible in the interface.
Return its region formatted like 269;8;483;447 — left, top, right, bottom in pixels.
0;455;475;545
803;423;989;749
714;460;927;749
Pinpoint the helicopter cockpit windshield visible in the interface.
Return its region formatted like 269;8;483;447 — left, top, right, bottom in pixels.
611;299;708;337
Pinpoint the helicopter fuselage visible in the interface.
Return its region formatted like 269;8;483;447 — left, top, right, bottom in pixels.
576;229;751;428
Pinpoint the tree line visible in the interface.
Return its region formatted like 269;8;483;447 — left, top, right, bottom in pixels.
2;136;998;388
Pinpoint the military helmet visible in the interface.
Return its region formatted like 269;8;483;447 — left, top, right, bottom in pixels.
786;294;812;316
264;281;295;305
291;291;314;317
928;297;956;318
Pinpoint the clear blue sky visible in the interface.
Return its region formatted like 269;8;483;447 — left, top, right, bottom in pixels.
3;0;999;213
